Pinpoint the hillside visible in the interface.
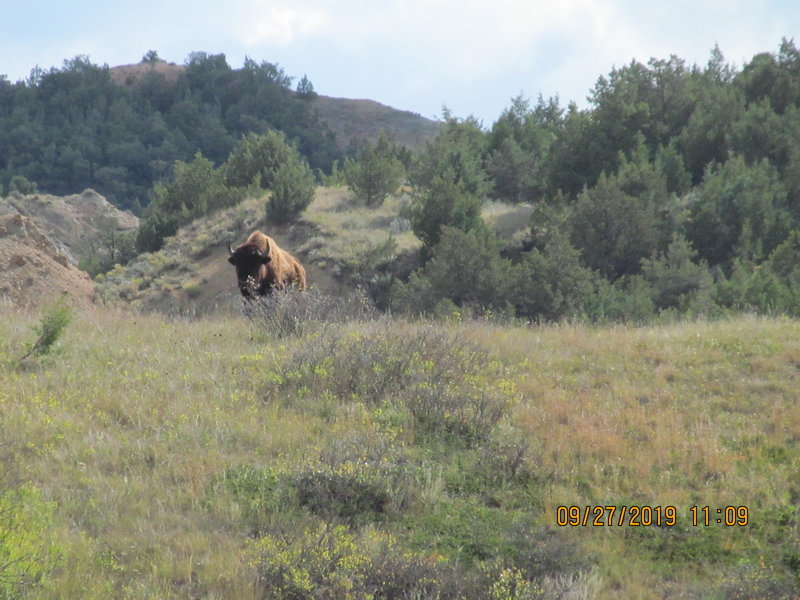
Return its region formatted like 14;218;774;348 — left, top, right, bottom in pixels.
109;61;439;152
0;213;94;309
94;188;422;313
309;95;439;151
0;189;138;266
1;306;798;599
0;190;137;309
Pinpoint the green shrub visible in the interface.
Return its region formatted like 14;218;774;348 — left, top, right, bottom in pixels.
212;466;285;534
391;227;517;318
292;433;412;523
247;523;444;600
0;481;60;598
19;300;71;361
272;323;514;445
245;288;377;338
266;154;316;224
343;133;404;206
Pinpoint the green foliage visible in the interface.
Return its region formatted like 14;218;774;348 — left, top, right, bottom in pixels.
684;155;790;267
409;112;489;251
343;133;404;206
485;95;559;204
223;131;296;190
392;227;517;316
295;74;317;99
8;175;38;196
19;300;71;361
640;234;715;313
569;174;659;280
266;152;316;224
514;230;602;321
136;153;241;252
293;436;401;523
272;322;513;445
409;171;486;253
78;220;137;278
0;53;338;210
247;523;445;600
0;479;60;598
213;466;284;534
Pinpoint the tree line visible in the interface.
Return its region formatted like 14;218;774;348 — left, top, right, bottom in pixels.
347;40;800;321
0;52;339;213
4;40;800;321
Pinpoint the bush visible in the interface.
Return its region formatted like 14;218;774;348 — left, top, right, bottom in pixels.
0;448;60;599
391;227;517;317
19;300;71;362
291;433;412;523
266;155;316;224
247;523;446;600
568;174;659;280
272;322;515;445
513;230;601;322
343;133;404;206
136;153;240;252
244;288;377;338
212;466;285;534
639;233;716;313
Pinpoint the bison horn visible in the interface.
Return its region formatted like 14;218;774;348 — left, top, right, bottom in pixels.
228;242;235;256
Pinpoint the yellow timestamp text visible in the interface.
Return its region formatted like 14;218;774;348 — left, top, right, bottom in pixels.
555;505;749;527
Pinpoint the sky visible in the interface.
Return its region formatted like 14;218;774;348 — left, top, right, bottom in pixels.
2;0;799;125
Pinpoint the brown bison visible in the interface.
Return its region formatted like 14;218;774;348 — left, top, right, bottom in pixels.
228;231;307;297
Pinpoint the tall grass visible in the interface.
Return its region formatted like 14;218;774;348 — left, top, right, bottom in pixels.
1;306;799;599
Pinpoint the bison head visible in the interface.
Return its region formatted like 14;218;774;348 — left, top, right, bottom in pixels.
228;242;272;297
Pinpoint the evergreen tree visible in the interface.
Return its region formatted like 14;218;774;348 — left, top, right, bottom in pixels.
343;133;404;206
409;112;489;252
568;174;659;280
684;155;790;267
266;155;316;224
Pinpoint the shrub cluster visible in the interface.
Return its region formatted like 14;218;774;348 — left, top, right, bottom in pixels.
270;322;514;445
247;523;448;600
243;288;377;338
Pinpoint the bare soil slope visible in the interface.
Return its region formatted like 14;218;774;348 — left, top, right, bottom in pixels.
0;189;138;266
0;214;94;309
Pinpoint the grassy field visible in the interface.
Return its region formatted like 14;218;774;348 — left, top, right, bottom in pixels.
1;301;799;599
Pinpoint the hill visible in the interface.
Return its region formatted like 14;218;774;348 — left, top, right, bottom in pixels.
309;95;439;151
0;189;137;308
0;213;94;309
93;187;423;313
0;189;138;266
1;306;798;599
109;60;439;152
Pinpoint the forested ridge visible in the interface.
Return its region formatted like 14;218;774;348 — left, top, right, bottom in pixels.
388;39;800;321
0;51;340;212
4;40;800;321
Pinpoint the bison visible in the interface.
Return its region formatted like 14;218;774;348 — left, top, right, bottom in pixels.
228;230;307;297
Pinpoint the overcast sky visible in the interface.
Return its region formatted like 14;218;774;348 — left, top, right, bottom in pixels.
3;0;799;124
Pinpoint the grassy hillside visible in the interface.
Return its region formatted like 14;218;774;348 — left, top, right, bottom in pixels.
2;304;799;599
93;188;423;313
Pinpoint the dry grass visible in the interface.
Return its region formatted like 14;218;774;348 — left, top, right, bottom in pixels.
301;187;420;254
2;306;799;599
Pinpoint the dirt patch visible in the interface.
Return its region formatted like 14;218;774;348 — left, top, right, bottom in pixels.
0;214;94;309
0;189;138;266
109;61;185;87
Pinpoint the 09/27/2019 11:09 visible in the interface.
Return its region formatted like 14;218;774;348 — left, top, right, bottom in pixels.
555;505;750;527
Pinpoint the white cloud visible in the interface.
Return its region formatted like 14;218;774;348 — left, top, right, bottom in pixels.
241;4;331;47
2;0;796;122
